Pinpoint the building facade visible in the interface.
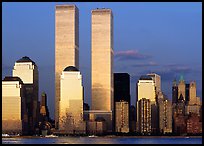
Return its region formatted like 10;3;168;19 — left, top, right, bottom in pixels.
59;66;85;134
55;4;79;129
2;77;26;135
137;98;151;134
12;56;39;135
178;76;186;101
147;73;161;93
91;8;114;132
115;101;129;133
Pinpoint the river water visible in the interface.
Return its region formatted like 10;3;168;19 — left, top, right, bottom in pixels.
2;136;202;144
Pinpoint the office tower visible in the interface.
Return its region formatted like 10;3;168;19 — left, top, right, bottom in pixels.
137;98;151;134
137;75;156;102
40;92;50;121
137;75;157;133
59;66;85;134
114;73;130;132
2;76;26;135
157;92;172;134
147;73;161;93
178;76;186;101
91;8;113;132
13;56;39;135
115;101;129;133
172;79;178;104
55;4;79;129
185;81;201;115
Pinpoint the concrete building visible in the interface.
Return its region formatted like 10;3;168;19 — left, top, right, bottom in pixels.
115;101;129;133
147;73;161;93
137;98;151;134
12;56;39;135
157;92;172;134
91;8;114;132
59;66;85;134
2;76;26;135
55;5;79;129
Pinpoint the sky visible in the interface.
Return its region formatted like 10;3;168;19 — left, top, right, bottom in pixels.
2;2;202;119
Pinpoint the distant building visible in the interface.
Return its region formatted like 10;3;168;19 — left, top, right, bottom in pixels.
187;113;202;134
2;76;26;135
172;79;178;104
91;8;114;132
178;76;186;101
115;101;129;133
137;98;151;134
86;117;107;135
40;92;50;121
55;4;79;129
157;92;172;134
129;105;136;132
114;73;130;132
59;66;85;134
12;56;39;135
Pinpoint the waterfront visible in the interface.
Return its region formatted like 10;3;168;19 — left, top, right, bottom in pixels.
2;136;202;144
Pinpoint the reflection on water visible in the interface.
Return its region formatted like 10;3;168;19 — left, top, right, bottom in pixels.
2;137;202;144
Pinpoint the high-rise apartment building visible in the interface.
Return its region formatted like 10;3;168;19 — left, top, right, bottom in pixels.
91;8;113;132
2;77;26;135
12;56;39;135
55;5;79;128
59;66;85;134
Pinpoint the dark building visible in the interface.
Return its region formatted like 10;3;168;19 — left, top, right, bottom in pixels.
185;83;190;104
172;79;178;104
84;102;90;111
129;105;136;132
187;113;202;134
114;73;130;132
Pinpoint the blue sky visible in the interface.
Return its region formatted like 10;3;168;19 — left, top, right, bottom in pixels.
2;2;202;119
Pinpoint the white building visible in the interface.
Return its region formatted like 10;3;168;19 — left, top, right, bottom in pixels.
147;73;161;93
59;66;85;134
2;76;25;134
12;56;39;134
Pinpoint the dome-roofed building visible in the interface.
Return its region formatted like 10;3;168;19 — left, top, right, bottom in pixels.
16;56;36;64
63;66;79;72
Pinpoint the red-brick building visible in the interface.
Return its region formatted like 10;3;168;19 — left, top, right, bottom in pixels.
187;113;202;134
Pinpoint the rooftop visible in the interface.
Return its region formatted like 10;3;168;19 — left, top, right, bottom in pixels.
16;56;35;64
63;66;79;72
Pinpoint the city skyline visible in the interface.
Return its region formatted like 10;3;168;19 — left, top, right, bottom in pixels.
2;2;202;119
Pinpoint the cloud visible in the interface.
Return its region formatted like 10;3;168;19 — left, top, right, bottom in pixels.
114;50;151;61
131;61;158;67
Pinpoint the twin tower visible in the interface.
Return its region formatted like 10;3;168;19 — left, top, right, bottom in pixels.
55;5;114;132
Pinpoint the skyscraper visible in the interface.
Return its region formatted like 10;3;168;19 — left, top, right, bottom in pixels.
172;79;178;104
59;66;85;134
147;73;161;93
91;8;113;132
12;56;39;135
178;76;186;101
137;98;151;134
2;76;26;135
55;5;79;129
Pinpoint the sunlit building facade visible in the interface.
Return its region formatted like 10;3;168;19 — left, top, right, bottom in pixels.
147;73;161;93
59;66;85;134
55;4;79;129
2;77;26;134
91;8;114;132
178;76;186;101
12;56;39;135
137;98;151;134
